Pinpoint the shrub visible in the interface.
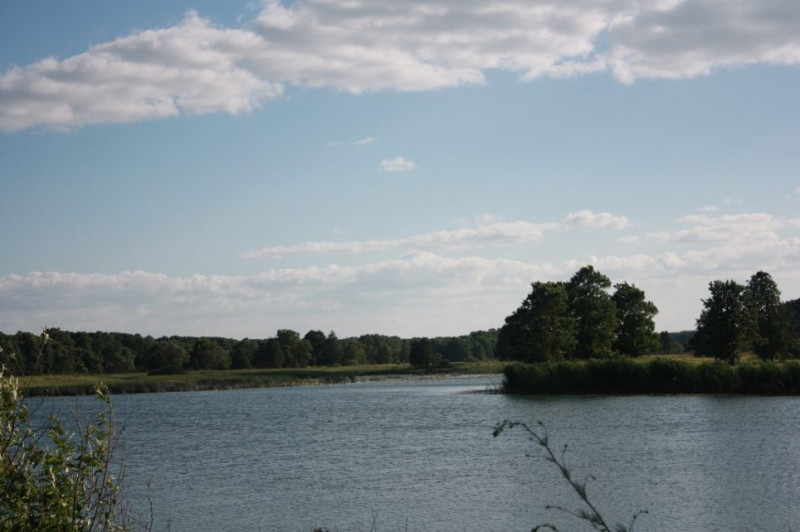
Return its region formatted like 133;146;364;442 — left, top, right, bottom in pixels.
694;362;738;393
1;364;126;531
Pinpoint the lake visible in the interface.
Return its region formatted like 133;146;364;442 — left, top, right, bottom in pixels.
36;377;800;531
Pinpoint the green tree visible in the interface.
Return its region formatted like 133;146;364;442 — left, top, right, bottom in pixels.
148;339;189;372
658;331;684;354
566;266;617;359
303;330;327;365
745;271;798;360
498;281;576;362
254;338;284;368
230;338;257;369
692;280;752;364
611;282;660;356
190;338;231;370
341;339;367;366
409;338;441;369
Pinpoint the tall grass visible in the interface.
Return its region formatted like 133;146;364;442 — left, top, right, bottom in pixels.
504;358;800;395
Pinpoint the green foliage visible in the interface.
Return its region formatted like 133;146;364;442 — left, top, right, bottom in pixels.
499;266;658;362
498;282;575;362
1;366;125;531
408;338;442;369
657;331;685;354
692;280;752;364
746;272;798;360
504;358;800;395
567;266;618;359
612;283;660;356
147;340;189;374
230;338;257;369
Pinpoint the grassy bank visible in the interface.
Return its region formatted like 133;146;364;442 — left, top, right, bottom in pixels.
504;355;800;395
18;360;506;396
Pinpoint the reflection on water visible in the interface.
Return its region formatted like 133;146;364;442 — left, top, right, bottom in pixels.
35;378;800;531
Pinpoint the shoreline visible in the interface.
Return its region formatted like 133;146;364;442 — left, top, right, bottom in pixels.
17;363;507;397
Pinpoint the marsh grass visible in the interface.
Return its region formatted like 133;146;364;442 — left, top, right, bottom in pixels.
504;355;800;395
19;361;506;396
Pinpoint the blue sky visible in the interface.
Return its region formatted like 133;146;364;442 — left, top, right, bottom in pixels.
1;0;799;339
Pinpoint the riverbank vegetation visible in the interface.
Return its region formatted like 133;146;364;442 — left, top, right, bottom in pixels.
498;267;799;394
0;367;126;531
17;360;507;397
504;356;800;395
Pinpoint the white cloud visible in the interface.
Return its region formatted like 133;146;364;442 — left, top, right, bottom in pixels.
607;0;800;83
328;136;377;148
633;213;784;244
4;224;799;337
0;256;559;337
2;0;798;130
379;156;416;172
244;217;561;258
697;205;718;212
564;210;632;230
0;12;282;131
2;210;799;337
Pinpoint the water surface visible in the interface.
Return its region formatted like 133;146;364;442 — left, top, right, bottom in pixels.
40;377;800;531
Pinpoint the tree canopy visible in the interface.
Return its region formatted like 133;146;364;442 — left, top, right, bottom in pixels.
692;272;799;362
499;266;658;362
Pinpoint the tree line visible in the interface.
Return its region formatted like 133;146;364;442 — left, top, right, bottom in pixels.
0;327;498;376
498;266;799;364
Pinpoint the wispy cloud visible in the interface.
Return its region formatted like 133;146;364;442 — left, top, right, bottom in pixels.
243;217;562;258
328;136;377;148
564;210;632;230
628;213;785;244
4;223;799;337
697;205;718;213
2;0;798;131
379;156;416;172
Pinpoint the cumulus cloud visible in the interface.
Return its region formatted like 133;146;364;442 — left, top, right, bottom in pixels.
607;0;800;83
2;0;798;130
379;156;416;172
243;217;561;258
0;12;282;131
564;209;632;230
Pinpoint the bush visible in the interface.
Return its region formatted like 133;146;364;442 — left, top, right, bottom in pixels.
646;359;696;394
504;358;800;395
1;364;126;531
694;362;738;393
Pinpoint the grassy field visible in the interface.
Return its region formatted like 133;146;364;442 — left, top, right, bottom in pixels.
18;360;507;396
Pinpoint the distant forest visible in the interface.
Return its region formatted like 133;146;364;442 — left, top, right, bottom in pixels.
0;328;503;376
0;325;701;377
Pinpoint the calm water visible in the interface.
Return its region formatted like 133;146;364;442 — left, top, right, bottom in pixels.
37;377;800;531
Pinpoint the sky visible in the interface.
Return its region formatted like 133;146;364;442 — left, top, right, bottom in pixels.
1;0;799;340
